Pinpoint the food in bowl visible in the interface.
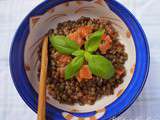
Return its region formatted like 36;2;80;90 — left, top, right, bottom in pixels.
38;16;128;105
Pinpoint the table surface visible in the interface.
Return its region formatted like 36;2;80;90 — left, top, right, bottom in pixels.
0;0;160;120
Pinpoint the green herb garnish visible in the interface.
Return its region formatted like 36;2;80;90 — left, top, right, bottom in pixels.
49;29;115;80
65;56;84;80
72;50;85;57
85;29;105;52
49;35;80;55
87;55;115;79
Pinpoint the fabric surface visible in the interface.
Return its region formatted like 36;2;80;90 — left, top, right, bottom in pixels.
0;0;159;120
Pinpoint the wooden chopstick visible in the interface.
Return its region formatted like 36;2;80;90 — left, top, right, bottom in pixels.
37;36;48;120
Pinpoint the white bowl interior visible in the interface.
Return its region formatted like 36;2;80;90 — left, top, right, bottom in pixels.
24;0;136;113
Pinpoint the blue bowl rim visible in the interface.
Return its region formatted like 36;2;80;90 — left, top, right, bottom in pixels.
9;0;150;120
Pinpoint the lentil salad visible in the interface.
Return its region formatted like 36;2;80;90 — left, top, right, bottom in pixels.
38;16;128;105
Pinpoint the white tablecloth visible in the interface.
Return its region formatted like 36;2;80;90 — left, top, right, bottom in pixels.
0;0;159;120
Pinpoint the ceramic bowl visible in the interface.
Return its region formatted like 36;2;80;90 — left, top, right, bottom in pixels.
10;0;150;120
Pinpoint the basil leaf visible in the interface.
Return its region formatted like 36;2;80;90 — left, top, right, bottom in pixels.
84;51;92;61
85;29;105;52
65;56;84;80
49;35;80;55
72;50;84;57
87;55;115;80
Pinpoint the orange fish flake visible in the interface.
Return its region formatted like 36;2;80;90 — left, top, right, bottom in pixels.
77;65;92;82
68;26;93;46
116;68;125;76
99;34;112;54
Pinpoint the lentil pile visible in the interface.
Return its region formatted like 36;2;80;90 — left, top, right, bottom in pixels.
39;17;128;105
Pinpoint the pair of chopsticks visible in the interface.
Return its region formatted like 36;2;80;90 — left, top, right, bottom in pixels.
37;36;48;120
